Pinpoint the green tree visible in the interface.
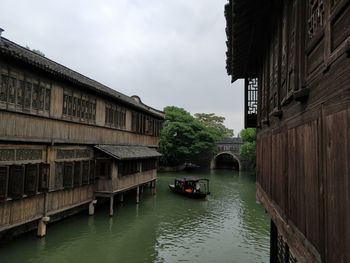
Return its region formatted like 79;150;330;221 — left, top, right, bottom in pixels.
159;107;217;166
240;128;256;169
194;113;234;140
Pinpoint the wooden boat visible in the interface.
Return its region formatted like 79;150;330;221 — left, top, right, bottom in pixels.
169;176;210;199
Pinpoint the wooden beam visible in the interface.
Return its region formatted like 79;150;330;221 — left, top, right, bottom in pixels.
256;183;321;263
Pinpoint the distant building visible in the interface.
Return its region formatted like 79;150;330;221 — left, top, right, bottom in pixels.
0;34;164;239
225;1;350;262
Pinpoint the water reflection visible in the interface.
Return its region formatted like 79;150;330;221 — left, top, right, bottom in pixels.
0;170;269;263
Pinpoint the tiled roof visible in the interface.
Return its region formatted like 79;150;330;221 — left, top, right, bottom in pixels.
95;145;162;160
0;37;164;118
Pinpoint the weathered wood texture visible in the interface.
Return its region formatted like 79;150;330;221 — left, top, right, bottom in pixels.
96;169;156;194
251;1;350;262
0;195;44;231
47;185;94;214
0;111;159;146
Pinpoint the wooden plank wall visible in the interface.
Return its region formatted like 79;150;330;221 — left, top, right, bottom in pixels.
323;102;350;263
0;111;159;146
47;185;94;214
255;1;350;262
0;195;44;230
115;170;156;192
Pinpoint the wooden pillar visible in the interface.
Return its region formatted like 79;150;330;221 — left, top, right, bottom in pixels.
109;195;114;217
140;185;144;195
37;216;50;237
89;200;97;216
152;180;157;195
118;193;124;202
136;186;140;203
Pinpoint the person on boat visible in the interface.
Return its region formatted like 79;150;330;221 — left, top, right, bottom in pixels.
194;182;200;193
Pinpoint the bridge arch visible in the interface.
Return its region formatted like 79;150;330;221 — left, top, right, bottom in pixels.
210;151;241;171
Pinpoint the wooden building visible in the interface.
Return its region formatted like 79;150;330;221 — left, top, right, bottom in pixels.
225;1;349;262
0;33;164;239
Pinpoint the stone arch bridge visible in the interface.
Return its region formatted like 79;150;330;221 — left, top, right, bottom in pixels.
210;137;247;171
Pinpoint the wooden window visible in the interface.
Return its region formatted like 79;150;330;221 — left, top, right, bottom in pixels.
63;162;74;188
0;74;8;102
91;100;96;121
105;104;109;124
8;165;25;199
0;166;9;202
307;0;325;40
25;164;38;196
88;101;93;120
8;75;16;104
39;163;49;192
83;97;89;120
119;160;138;176
73;161;82;187
55;162;64;189
109;106;113;125
68;94;73;116
77;98;81;118
24;79;32;109
142;159;157;172
89;160;96;184
44;84;50;111
39;83;45;110
82;160;89;185
245;78;258;128
32;81;40;110
132;112;137;131
97;160;111;179
17;77;25;107
72;97;77;116
63;94;68;115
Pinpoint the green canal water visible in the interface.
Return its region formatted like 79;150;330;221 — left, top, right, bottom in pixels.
0;170;270;263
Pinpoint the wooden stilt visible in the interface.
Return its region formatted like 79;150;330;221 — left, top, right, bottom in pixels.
152;180;157;195
89;200;97;215
140;185;144;195
118;193;124;202
37;216;50;237
109;195;114;217
136;186;140;203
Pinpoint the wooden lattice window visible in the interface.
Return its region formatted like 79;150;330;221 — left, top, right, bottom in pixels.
24;79;32;109
0;166;9;201
73;161;82;187
44;84;50;111
245;78;258;128
82;160;90;185
97;160;111;179
63;162;74;188
307;0;325;40
89;160;96;184
32;82;40;110
39;83;45;110
0;74;8;102
25;164;39;196
63;94;68;115
55;162;64;190
39;163;49;192
17;77;25;107
119;160;138;176
8;165;25;199
8;75;16;104
142;159;157;172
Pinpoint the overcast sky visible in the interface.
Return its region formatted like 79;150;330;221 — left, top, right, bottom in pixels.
1;0;244;134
